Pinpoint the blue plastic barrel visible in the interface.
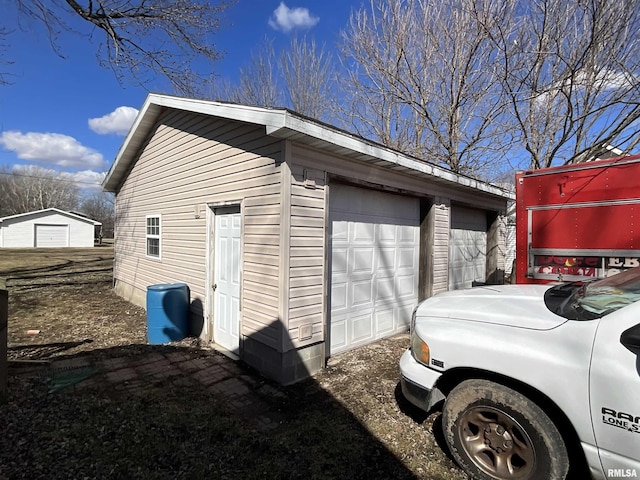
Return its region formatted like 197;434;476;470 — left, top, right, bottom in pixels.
146;283;189;344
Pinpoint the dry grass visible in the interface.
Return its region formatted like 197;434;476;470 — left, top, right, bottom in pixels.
0;247;147;359
0;248;468;480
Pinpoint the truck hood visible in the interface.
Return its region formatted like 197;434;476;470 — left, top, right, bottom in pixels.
416;284;567;330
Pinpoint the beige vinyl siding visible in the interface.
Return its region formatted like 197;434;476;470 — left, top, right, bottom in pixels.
242;192;282;349
431;197;451;294
286;162;327;348
114;110;283;344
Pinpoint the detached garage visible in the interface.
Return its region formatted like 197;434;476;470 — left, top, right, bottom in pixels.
0;209;101;248
103;94;513;385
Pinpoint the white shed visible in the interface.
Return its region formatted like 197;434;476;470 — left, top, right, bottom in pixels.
0;209;101;248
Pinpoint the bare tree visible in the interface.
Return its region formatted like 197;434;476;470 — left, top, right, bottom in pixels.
212;36;336;122
80;191;115;238
8;0;233;94
0;166;79;216
221;38;283;108
339;0;512;176
483;0;640;169
0;28;13;86
281;36;335;121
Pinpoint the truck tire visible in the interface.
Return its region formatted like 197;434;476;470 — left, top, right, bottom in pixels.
442;379;569;480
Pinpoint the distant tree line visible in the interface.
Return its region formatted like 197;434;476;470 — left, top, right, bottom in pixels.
0;166;115;238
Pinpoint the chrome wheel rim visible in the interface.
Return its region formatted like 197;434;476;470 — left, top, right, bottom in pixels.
457;406;536;479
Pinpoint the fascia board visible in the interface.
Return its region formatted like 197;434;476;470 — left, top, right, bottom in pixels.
267;113;512;199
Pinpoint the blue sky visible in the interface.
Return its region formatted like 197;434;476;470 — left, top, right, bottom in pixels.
0;1;356;191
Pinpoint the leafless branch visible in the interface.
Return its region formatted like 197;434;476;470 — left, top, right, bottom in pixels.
10;0;233;93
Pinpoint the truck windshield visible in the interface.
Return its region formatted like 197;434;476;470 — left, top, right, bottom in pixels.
546;266;640;320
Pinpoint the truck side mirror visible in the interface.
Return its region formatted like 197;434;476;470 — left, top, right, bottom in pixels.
620;323;640;353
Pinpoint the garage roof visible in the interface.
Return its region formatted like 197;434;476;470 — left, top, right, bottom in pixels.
0;208;101;225
103;94;513;200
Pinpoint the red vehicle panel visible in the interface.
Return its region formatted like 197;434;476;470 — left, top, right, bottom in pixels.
515;155;640;283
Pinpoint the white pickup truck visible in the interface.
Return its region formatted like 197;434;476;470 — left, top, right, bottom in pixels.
400;266;640;480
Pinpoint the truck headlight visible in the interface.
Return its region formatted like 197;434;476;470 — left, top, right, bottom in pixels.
411;331;430;367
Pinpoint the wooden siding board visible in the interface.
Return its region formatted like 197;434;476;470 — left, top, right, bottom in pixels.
245;235;280;246
243;289;279;309
290;205;324;217
290;216;324;228
290;266;324;277
244;194;280;207
243;214;281;225
289;303;323;319
290;247;324;258
244;274;279;291
245;252;279;267
290;275;325;288
290;237;324;248
290;256;323;268
244;204;282;216
244;243;280;256
290;226;324;237
243;225;280;237
290;295;323;309
243;302;280;323
290;284;323;298
243;262;279;278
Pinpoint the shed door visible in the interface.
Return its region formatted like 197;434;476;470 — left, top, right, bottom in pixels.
449;206;487;289
35;224;69;247
330;185;419;355
213;206;241;354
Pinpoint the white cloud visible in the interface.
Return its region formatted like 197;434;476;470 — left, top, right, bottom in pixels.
11;164;106;190
0;131;104;169
64;170;106;189
268;2;319;32
88;106;139;135
533;68;636;109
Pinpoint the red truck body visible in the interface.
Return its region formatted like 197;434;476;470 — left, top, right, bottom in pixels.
515;154;640;284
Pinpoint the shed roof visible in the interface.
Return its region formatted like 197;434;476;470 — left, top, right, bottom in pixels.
0;208;102;225
103;94;513;201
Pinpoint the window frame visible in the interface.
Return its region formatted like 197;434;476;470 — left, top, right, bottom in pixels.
145;214;161;259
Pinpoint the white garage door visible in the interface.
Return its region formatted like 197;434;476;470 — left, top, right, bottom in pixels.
35;224;69;247
330;185;419;354
449;206;486;290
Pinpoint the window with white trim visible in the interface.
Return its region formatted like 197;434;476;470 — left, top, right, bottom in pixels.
146;215;161;258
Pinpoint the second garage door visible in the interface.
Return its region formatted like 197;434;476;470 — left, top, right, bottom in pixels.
329;185;419;354
35;224;69;247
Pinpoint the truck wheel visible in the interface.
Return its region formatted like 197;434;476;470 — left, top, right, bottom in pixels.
442;379;569;480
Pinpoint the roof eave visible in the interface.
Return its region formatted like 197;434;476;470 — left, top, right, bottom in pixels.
103;94;513;201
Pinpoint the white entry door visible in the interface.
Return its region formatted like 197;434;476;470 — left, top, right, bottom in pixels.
213;206;241;353
330;185;420;354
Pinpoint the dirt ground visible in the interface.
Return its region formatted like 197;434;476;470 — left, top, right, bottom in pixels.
0;248;467;480
2;247;147;360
